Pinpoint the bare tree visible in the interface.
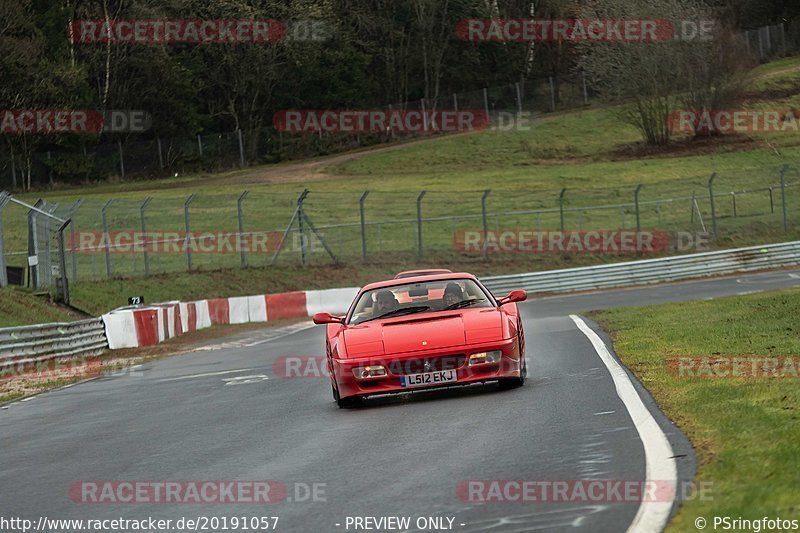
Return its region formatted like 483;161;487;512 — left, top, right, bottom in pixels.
412;0;452;107
578;0;748;145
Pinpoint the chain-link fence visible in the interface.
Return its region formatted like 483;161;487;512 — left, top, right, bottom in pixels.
0;194;70;302
744;21;800;61
2;165;797;284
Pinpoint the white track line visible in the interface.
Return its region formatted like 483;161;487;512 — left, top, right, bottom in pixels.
570;315;677;533
160;368;255;382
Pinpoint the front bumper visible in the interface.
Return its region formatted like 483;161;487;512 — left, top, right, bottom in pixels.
332;337;522;400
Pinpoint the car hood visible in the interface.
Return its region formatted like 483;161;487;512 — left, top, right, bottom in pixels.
342;308;503;358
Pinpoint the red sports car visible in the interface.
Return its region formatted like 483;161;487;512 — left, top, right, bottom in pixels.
313;272;528;408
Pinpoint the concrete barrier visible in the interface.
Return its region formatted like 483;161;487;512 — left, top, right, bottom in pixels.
101;287;360;350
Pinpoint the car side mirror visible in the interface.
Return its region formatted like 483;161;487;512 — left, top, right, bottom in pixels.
499;289;527;306
313;312;344;325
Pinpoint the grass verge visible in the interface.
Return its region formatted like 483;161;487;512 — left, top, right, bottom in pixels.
0;288;83;326
3;56;800;324
590;288;800;529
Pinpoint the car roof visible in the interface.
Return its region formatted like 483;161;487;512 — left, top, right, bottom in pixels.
361;272;479;292
394;269;452;279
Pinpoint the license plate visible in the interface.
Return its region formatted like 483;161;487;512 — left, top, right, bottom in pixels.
399;369;457;388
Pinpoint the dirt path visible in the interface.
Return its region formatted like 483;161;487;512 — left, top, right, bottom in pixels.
170;135;457;189
753;63;800;80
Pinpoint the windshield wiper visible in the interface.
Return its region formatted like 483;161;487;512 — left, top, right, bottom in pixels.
362;305;431;323
443;298;485;311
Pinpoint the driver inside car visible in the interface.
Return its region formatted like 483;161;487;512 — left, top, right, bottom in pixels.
442;283;464;308
374;290;399;315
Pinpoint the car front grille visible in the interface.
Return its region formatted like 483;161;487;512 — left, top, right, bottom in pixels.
387;355;466;375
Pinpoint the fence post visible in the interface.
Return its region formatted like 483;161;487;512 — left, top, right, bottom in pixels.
731;192;737;217
297;191;308;266
549;76;556;112
184;193;196;270
57;221;70;304
157;137;164;169
514;82;523;117
690;192;696;224
559;188;567;232
28;201;41;289
237;129;245;166
417;191;426;258
758;27;764;59
10;157;16;190
237;191;249;268
766;25;771;56
68;199;83;281
421;99;428;132
708;173;717;238
197;134;203;156
359;191;369;261
42;204;56;288
780;165;788;232
780;23;786;53
453;93;458;113
481;189;491;258
582;70;589;105
634;184;643;232
482;88;489;122
769;186;774;213
101;199;113;278
0;192;9;287
117;141;125;178
140;197;152;275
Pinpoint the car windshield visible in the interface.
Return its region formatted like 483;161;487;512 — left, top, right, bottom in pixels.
348;279;493;325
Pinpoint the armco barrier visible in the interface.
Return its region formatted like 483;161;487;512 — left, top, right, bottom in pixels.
0;318;108;369
6;241;800;358
480;240;800;295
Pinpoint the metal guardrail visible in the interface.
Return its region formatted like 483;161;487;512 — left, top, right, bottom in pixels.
0;241;798;372
481;241;800;295
0;318;108;369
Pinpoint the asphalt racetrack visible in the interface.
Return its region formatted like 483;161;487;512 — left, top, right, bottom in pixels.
2;269;799;533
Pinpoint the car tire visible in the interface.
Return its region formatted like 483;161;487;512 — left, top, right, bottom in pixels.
498;354;526;390
337;395;362;408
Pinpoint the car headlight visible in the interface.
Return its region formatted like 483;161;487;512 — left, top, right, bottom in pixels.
469;350;503;366
352;365;387;379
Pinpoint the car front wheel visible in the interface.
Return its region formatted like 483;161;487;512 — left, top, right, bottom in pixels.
498;354;526;390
